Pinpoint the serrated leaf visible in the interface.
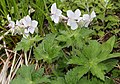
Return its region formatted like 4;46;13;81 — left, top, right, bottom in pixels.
65;67;80;84
78;77;114;84
11;65;50;84
51;77;65;84
10;76;32;84
34;34;61;63
17;65;34;80
68;55;87;66
82;40;101;59
15;35;42;52
97;36;116;63
98;59;118;72
65;66;89;82
91;65;105;81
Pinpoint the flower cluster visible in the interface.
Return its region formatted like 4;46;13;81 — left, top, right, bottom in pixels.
50;3;96;30
7;15;38;38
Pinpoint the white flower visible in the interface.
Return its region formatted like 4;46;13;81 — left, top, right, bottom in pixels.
8;21;16;35
21;15;38;34
50;3;62;23
16;20;25;28
8;21;15;29
82;11;96;27
13;20;25;35
67;9;82;30
7;14;15;29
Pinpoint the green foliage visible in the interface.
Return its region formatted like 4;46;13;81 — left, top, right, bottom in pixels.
56;28;94;48
0;0;120;84
11;65;50;84
78;77;114;84
34;34;62;63
68;36;120;81
15;35;43;52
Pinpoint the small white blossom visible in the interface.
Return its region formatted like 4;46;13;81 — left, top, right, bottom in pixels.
21;15;38;34
67;9;81;30
82;11;96;27
50;3;62;23
8;21;15;29
7;14;15;33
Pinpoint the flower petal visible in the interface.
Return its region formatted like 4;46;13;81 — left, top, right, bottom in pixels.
51;15;59;23
75;9;81;18
51;3;57;14
31;20;38;28
70;22;78;30
67;10;74;19
90;11;96;19
22;15;31;27
67;19;78;30
56;9;62;16
83;14;90;21
28;27;35;34
77;17;83;22
25;15;32;23
8;21;15;28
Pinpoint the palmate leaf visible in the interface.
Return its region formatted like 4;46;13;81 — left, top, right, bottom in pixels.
68;36;120;81
11;65;50;84
10;76;31;84
34;33;62;63
15;35;43;52
82;40;101;59
51;66;89;84
15;65;34;80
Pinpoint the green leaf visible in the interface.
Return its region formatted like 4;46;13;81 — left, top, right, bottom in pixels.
78;28;94;38
78;77;114;84
91;65;105;81
68;55;87;66
65;67;80;84
34;34;62;63
82;40;101;59
75;66;89;79
32;68;50;83
17;65;34;80
11;65;50;84
97;36;116;63
51;77;65;84
56;35;68;42
97;53;120;63
15;35;42;52
98;59;118;72
10;76;32;84
103;36;115;52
